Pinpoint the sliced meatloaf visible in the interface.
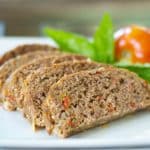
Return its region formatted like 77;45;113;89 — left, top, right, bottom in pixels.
0;50;61;101
2;54;87;111
0;44;58;66
23;61;105;129
45;67;150;137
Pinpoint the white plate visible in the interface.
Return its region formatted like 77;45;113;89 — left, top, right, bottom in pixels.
0;37;150;148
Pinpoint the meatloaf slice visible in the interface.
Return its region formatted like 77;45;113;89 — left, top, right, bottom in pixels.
46;67;150;137
0;50;61;102
2;54;87;111
0;44;58;66
23;61;105;129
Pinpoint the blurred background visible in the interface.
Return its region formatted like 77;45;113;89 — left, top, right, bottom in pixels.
0;0;150;37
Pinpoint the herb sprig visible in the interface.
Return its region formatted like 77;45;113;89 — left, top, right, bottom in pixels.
43;14;150;82
43;13;114;63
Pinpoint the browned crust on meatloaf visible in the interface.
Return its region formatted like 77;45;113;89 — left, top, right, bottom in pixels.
46;67;150;137
23;61;106;129
0;50;61;101
0;44;58;66
2;54;88;111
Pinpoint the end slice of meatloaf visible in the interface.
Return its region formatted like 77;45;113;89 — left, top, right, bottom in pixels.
0;44;58;66
0;50;61;102
23;61;105;129
2;54;87;111
45;67;150;138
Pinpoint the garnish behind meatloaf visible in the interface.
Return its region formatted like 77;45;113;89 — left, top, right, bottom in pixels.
23;61;106;129
2;54;87;111
0;44;58;66
46;67;150;137
0;50;61;102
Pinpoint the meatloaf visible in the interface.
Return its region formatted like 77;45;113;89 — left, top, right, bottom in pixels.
0;50;61;102
0;44;57;66
2;54;87;111
23;61;105;129
45;67;150;137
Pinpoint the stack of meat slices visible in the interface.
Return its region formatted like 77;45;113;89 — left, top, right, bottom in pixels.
0;44;150;138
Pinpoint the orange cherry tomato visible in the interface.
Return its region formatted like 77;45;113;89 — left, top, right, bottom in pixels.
115;25;150;63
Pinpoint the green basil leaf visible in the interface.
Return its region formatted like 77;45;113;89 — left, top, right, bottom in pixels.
115;63;150;82
93;13;114;63
43;27;96;59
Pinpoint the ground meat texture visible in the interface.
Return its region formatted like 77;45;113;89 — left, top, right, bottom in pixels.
46;67;150;138
0;50;61;103
23;61;105;129
0;44;58;66
2;54;87;111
